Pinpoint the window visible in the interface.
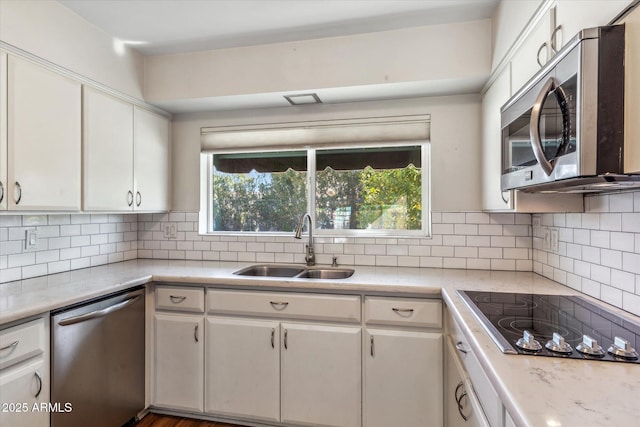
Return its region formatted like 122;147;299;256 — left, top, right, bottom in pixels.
201;143;429;236
199;115;430;236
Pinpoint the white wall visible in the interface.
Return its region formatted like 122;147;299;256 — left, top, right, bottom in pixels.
0;0;145;99
144;19;491;103
171;94;482;212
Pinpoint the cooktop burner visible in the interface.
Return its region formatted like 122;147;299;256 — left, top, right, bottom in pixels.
457;290;640;363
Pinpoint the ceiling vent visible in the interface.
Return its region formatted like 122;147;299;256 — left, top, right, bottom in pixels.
284;93;322;106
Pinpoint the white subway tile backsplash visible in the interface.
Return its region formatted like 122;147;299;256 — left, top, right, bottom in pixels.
612;269;635;293
443;235;466;246
621;213;640;232
533;191;640;316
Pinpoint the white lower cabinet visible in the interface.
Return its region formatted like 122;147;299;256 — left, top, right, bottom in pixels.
0;317;49;427
444;337;488;427
363;329;443;427
154;286;446;427
281;323;361;427
153;313;204;412
0;358;48;427
205;317;280;422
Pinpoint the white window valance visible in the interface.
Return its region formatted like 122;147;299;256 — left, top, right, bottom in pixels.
200;114;430;152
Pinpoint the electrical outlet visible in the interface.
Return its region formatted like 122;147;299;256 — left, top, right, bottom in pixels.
25;228;38;250
163;223;177;239
550;228;559;253
542;227;551;250
532;216;541;228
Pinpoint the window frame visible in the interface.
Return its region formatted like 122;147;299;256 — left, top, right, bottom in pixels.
199;141;431;238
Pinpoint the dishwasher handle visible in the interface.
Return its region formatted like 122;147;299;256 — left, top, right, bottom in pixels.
57;295;143;326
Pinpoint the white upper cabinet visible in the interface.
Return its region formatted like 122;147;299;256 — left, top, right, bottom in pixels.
7;55;81;211
134;106;170;211
83;86;135;211
554;1;633;50
0;51;7;211
482;65;512;211
83;87;170;212
510;8;554;92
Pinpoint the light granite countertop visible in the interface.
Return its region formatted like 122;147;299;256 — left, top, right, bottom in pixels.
1;259;638;427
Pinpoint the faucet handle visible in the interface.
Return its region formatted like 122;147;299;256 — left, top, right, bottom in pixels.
332;256;338;267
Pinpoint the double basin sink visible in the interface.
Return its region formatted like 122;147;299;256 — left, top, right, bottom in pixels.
233;264;355;280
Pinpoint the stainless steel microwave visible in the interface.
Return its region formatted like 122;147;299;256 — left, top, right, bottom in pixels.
501;25;640;193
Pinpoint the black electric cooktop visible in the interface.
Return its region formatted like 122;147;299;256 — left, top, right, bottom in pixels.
458;290;640;364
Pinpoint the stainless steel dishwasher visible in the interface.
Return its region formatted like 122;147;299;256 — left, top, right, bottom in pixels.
51;287;145;427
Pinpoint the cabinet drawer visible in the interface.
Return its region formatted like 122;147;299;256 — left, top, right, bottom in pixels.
364;297;442;328
156;286;205;313
208;290;361;323
0;318;45;370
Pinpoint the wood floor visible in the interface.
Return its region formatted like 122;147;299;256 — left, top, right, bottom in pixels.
136;413;244;427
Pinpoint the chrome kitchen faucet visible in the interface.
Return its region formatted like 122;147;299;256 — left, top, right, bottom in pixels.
294;213;315;266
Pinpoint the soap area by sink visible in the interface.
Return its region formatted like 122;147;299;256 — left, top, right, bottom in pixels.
233;264;355;279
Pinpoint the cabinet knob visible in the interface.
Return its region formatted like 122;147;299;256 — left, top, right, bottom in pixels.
0;181;4;203
127;190;134;207
136;191;142;207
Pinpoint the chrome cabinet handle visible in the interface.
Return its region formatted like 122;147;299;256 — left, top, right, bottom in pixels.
370;335;375;357
14;181;22;205
58;295;142;326
0;181;4;203
536;42;547;67
457;391;469;421
529;77;557;176
270;301;289;309
550;25;562;54
271;328;275;349
194;324;199;343
284;329;288;350
135;191;142;207
169;295;186;303
455;341;468;354
501;190;510;204
392;307;414;314
127;190;134;207
0;340;19;352
454;381;469;421
454;381;464;402
34;370;42;398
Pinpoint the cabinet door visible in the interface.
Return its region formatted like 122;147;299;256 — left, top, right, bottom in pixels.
134;107;169;211
281;323;361;427
444;337;469;427
511;9;554;92
153;313;204;412
205;317;280;422
482;65;512;211
555;1;632;51
0;358;49;427
0;51;6;210
444;338;490;427
364;329;443;427
7;56;81;211
83;87;134;211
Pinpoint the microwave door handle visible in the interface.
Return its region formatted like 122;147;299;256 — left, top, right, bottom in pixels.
529;77;556;176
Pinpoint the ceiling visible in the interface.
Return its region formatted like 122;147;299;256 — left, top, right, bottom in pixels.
58;0;499;56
